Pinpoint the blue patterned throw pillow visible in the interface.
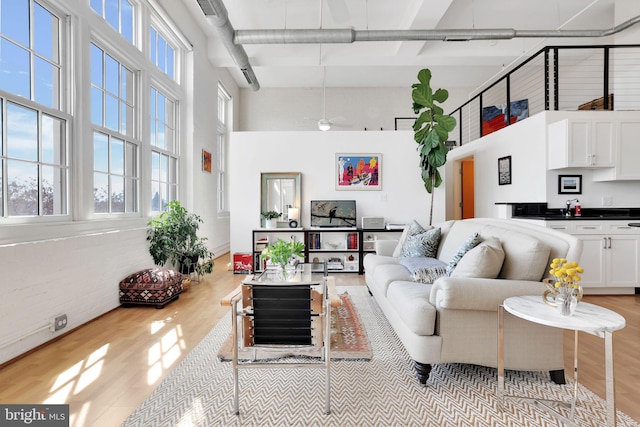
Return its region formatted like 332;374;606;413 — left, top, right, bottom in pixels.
400;227;441;258
446;232;481;276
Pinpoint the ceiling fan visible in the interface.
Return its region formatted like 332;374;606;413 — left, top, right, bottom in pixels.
317;68;350;131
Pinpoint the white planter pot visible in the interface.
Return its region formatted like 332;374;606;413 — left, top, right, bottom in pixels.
265;218;278;229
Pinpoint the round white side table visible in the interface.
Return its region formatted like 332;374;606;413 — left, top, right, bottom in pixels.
498;295;626;427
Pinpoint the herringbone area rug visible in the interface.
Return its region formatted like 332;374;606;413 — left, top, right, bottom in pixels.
122;286;639;427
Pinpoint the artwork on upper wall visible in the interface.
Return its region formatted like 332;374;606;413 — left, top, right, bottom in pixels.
558;175;582;194
202;149;212;173
498;155;512;185
336;153;381;190
482;99;529;136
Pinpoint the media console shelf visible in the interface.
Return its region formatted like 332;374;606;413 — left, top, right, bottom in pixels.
251;227;403;274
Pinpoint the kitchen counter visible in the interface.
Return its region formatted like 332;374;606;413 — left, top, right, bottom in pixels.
499;203;640;222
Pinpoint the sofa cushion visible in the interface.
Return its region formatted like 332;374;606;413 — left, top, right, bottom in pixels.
386;281;437;336
400;227;441;258
399;257;447;274
446;232;481;275
499;237;551;281
369;263;413;296
450;237;505;279
363;253;399;274
392;220;427;257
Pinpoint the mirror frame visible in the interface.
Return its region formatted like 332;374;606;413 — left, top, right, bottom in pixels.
260;172;302;223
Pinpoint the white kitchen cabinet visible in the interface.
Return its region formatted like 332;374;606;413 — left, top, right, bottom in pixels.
593;119;640;181
542;221;640;291
547;118;614;169
576;234;639;288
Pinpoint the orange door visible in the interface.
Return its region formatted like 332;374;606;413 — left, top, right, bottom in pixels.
461;159;475;219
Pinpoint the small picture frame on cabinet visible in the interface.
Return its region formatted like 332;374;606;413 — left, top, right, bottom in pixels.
558;175;582;194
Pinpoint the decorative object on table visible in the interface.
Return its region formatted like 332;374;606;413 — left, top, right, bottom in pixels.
287;207;299;228
202;149;212;173
542;258;584;316
146;201;215;278
498;155;512;185
558;174;582;194
260;239;305;280
336;153;381;190
261;210;280;228
411;68;456;225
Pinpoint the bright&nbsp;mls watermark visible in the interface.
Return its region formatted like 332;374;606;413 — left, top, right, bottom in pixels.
0;405;69;426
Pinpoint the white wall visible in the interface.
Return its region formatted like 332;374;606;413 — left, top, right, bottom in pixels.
446;111;640;220
229;131;443;254
0;0;236;364
238;86;473;132
446;112;550;218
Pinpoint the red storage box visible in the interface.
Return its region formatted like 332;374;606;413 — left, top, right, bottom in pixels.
233;253;253;274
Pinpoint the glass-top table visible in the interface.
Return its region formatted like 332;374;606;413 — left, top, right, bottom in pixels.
253;262;328;284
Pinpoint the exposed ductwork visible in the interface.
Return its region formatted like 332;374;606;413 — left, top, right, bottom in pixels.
196;0;640;91
235;15;640;44
196;0;260;90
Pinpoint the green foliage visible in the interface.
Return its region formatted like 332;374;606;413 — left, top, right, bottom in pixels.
411;68;457;224
260;239;305;275
260;210;281;219
146;201;215;276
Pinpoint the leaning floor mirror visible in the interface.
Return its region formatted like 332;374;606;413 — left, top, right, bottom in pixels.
260;172;301;228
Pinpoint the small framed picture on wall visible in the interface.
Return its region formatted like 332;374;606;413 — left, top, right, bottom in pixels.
558;175;582;194
498;155;511;185
202;149;212;173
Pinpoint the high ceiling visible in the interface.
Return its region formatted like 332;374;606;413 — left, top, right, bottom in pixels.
184;0;621;92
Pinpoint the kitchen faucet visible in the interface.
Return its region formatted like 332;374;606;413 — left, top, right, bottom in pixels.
565;198;579;217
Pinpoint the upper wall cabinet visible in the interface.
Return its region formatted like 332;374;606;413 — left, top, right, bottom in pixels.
547;118;614;169
593;119;640;181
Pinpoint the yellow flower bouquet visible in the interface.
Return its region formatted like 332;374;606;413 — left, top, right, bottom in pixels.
542;258;584;316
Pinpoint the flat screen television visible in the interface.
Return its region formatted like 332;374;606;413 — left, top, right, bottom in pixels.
310;200;357;228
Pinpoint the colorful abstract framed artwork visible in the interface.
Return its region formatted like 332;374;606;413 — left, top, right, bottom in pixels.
336;153;381;191
202;149;212;173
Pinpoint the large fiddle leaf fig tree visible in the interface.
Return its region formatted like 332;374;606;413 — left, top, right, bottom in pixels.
411;68;457;225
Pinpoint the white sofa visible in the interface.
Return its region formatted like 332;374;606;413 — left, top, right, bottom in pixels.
363;218;582;384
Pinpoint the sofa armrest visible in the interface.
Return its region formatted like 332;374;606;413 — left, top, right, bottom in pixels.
375;240;398;256
429;277;546;312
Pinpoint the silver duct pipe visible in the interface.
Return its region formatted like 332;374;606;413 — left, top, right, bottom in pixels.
235;15;640;44
196;0;260;90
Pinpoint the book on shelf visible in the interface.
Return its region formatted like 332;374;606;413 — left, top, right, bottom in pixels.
347;232;358;250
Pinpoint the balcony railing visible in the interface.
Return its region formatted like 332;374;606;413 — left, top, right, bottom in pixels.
399;44;640;147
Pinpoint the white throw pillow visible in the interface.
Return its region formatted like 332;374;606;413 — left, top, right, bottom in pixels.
450;237;505;279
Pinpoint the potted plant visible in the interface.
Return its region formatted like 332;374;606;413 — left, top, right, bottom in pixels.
261;210;281;228
411;68;457;225
147;201;215;278
260;239;305;279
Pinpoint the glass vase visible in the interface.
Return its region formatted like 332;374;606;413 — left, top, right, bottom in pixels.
556;292;578;316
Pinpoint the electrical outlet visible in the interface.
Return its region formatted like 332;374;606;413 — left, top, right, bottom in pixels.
602;196;613;206
51;314;68;332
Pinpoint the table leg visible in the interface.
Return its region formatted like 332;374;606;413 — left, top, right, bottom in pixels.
497;305;505;411
604;331;617;427
570;330;578;420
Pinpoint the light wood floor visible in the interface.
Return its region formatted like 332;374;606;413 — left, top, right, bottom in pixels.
0;254;638;426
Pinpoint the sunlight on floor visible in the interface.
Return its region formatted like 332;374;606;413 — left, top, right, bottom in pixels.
45;344;110;403
147;324;186;385
177;396;205;426
69;401;91;427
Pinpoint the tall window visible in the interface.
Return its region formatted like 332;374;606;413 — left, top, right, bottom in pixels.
90;43;138;214
0;0;68;218
90;0;134;44
150;26;175;79
150;87;178;212
217;84;231;214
